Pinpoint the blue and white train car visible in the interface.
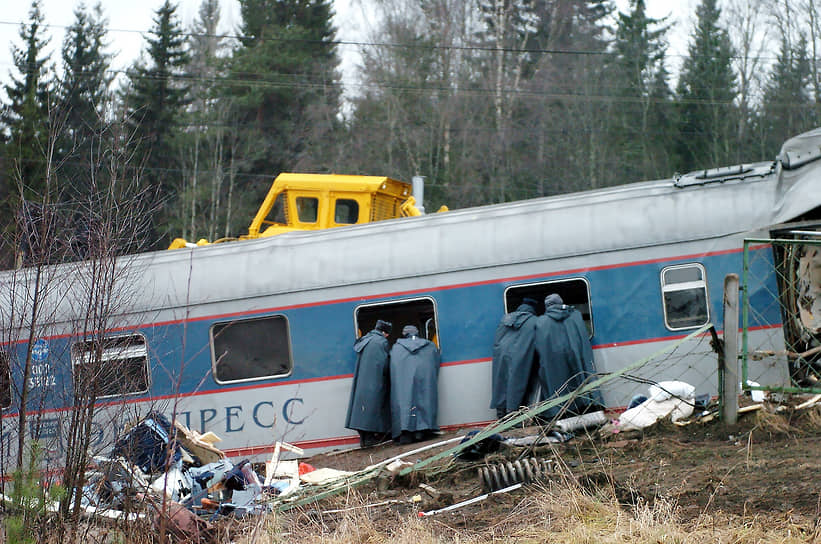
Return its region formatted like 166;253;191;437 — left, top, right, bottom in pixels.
1;128;821;469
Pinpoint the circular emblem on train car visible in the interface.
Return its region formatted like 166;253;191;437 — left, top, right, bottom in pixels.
32;339;49;362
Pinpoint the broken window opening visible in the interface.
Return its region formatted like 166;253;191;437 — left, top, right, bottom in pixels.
661;264;710;331
355;297;439;347
504;278;593;337
211;315;293;384
72;334;150;398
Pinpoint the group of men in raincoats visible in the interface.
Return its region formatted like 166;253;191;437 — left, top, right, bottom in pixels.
491;293;602;419
345;320;441;447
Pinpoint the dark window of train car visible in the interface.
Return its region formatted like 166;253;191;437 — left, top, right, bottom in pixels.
295;197;318;223
72;335;150;398
0;351;11;409
504;278;593;337
335;199;359;224
211;316;293;383
661;264;709;330
355;298;439;347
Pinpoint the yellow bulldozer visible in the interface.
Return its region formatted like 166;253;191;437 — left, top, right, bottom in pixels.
168;173;446;249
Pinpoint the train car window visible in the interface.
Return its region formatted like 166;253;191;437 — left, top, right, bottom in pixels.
504;278;593;337
661;264;710;330
355;297;439;347
295;197;318;223
0;351;11;409
211;315;293;384
72;335;150;398
335;199;359;224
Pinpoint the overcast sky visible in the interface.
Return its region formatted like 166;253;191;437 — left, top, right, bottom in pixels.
0;0;693;98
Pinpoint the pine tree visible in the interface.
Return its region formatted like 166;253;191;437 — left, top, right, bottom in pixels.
57;2;112;196
675;0;737;171
176;0;231;242
122;0;190;246
757;35;815;157
2;0;54;203
608;0;674;182
227;0;341;200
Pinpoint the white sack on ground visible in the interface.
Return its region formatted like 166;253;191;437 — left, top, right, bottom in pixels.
614;381;696;432
648;381;696;402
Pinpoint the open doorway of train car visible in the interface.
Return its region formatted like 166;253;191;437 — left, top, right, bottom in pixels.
355;298;439;347
770;219;821;385
504;278;593;336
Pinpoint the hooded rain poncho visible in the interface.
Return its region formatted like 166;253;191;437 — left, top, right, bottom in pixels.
490;303;538;415
345;329;391;433
389;334;440;438
534;300;602;417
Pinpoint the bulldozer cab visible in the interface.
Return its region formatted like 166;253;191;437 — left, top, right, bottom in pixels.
169;173;427;249
247;173;413;238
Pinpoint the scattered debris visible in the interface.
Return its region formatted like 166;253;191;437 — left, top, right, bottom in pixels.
384;459;414;474
455;430;505;461
300;467;353;485
555;410;607;433
478;457;553;492
796;394;821;410
418;483;440;499
418;483;523;518
75;376;821;531
80;414;276;523
149;498;216;544
601;381;696;434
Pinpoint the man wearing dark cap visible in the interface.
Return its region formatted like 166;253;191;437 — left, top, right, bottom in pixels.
491;297;540;418
389;325;441;444
345;319;393;447
534;294;602;418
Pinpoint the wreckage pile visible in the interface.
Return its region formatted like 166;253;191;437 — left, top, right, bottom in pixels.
79;412;358;523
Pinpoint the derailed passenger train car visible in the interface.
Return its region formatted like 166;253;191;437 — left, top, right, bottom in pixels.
1;129;821;472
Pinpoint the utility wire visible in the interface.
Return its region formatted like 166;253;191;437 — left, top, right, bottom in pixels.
0;19;798;63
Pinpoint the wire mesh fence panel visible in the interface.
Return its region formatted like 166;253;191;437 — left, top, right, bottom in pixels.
592;331;720;415
742;238;821;395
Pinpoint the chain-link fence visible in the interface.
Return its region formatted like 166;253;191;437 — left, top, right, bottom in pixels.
742;238;821;395
594;329;721;414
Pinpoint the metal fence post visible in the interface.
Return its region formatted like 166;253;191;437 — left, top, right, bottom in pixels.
722;274;740;425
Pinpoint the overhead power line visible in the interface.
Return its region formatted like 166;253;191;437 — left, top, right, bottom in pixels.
0;19;795;63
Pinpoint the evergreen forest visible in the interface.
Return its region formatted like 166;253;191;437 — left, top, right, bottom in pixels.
0;0;818;265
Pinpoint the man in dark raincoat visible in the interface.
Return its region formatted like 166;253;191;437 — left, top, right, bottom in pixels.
345;319;392;447
490;297;539;418
389;325;441;444
534;294;602;418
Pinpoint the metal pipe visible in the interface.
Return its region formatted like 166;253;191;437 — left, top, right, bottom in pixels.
418;483;522;517
412;176;426;214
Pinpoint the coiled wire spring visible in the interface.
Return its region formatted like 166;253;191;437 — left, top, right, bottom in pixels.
478;457;554;492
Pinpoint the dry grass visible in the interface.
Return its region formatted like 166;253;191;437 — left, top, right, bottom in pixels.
15;465;819;543
228;478;820;544
799;406;821;432
753;407;797;437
